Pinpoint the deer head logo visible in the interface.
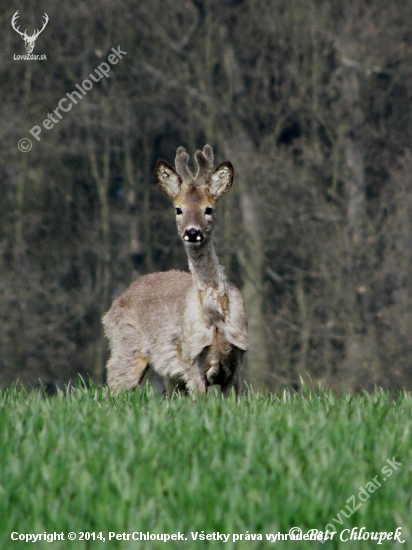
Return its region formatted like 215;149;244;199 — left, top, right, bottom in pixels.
11;11;49;54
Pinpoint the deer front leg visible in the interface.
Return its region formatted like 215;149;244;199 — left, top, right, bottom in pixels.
165;378;189;397
221;347;244;400
183;364;208;398
221;369;241;399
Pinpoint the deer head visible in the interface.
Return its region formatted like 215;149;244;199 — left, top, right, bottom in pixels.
11;11;49;54
155;145;234;248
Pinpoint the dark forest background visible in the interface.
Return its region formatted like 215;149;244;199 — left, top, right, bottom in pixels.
2;0;412;393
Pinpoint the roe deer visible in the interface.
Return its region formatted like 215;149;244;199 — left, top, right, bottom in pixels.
103;145;248;397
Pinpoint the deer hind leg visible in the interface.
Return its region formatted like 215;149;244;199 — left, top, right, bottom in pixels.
103;308;150;393
107;350;149;394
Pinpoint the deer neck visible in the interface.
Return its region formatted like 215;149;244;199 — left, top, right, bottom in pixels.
186;239;226;292
186;240;229;325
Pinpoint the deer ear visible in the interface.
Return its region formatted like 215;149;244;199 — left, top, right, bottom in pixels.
210;161;234;199
155;160;181;199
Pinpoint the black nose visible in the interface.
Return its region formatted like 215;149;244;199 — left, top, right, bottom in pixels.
184;228;203;243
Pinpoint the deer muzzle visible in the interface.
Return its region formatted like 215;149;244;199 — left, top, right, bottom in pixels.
183;228;203;244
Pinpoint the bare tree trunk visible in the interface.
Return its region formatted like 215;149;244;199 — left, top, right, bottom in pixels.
85;110;111;382
220;128;268;390
295;272;310;379
339;63;381;388
123;136;151;275
212;23;268;390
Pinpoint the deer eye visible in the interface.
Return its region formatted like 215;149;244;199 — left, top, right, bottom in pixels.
205;207;213;216
176;207;183;215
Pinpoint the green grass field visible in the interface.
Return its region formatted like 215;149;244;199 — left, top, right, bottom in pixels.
0;383;411;549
